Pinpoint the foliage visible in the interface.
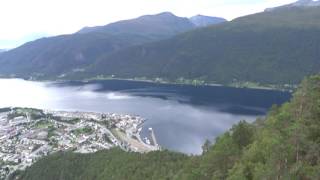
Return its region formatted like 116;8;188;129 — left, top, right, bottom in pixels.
12;149;189;180
71;126;94;136
34;120;52;128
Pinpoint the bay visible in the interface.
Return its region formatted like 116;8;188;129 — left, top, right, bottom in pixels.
0;78;291;154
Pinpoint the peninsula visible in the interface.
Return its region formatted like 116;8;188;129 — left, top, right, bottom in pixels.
0;107;159;179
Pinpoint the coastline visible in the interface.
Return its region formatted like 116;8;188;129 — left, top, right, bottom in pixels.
0;107;160;179
0;75;296;92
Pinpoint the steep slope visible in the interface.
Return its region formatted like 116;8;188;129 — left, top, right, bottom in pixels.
84;6;320;85
11;75;320;180
189;15;226;27
0;12;198;78
266;0;320;11
0;33;154;77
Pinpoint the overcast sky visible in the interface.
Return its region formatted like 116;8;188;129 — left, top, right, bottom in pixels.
0;0;296;49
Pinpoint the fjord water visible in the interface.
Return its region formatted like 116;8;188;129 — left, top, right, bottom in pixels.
0;78;291;154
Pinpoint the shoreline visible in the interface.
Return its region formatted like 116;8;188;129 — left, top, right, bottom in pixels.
0;107;160;178
0;76;295;92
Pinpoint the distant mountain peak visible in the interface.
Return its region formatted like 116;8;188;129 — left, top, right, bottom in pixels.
78;12;226;34
156;12;176;17
139;12;177;19
138;12;181;21
192;14;212;18
266;0;320;11
78;12;192;34
189;15;226;27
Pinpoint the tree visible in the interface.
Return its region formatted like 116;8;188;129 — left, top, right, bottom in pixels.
202;140;211;154
231;121;254;149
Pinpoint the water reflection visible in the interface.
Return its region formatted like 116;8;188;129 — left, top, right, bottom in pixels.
0;78;291;154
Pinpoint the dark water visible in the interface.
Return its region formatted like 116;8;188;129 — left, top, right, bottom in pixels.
0;79;291;154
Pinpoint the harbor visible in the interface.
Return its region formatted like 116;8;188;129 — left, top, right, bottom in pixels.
0;107;160;179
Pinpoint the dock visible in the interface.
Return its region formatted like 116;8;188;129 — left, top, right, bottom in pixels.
148;127;160;149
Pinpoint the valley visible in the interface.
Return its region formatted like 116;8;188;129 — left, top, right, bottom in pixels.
1;0;320;179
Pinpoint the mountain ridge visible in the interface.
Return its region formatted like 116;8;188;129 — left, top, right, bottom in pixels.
265;0;320;11
77;6;320;85
0;12;225;78
77;12;195;36
1;7;320;86
189;15;226;27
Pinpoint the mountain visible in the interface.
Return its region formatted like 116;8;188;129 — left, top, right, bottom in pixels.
0;12;203;78
0;33;154;78
1;6;319;85
0;49;6;53
78;12;195;38
78;13;226;35
10;75;320;180
189;15;226;27
81;6;320;85
0;33;48;50
266;0;320;11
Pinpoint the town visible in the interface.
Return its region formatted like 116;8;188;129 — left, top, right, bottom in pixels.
0;107;160;179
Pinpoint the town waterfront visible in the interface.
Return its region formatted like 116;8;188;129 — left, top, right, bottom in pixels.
0;78;291;154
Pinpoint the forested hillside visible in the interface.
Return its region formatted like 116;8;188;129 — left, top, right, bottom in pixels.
1;7;320;86
83;6;320;85
0;13;203;78
11;75;320;180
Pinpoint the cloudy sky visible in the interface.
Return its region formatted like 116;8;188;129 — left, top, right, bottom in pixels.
0;0;296;49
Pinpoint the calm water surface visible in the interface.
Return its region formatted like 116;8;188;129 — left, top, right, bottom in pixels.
0;79;291;154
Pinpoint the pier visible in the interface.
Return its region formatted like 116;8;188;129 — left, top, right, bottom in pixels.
148;127;160;150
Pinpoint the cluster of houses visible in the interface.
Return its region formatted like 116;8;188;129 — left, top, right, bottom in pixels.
0;108;158;179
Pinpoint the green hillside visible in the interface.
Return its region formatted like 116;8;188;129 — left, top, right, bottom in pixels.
11;149;189;180
1;7;319;85
11;75;320;179
0;33;154;77
83;7;320;85
0;13;198;78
